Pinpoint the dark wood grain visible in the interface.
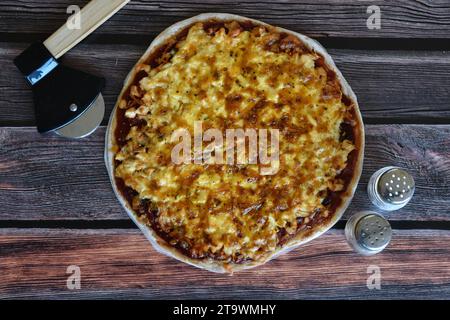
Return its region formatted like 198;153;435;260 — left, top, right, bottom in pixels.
0;228;448;299
2;43;450;126
1;0;450;40
0;125;448;221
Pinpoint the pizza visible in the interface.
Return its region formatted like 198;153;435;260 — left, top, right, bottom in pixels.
105;13;364;273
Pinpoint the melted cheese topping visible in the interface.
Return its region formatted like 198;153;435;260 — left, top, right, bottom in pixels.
115;22;355;263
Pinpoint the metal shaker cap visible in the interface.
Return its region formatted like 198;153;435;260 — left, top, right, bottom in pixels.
368;166;415;211
355;214;392;251
345;211;392;255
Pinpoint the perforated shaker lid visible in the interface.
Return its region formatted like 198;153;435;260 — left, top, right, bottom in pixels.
354;214;392;251
377;167;415;205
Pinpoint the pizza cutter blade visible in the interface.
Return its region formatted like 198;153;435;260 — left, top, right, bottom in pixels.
55;93;105;139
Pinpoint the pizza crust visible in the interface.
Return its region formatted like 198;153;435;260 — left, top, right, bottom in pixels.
105;13;365;273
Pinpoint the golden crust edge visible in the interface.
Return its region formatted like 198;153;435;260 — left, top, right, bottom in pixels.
104;13;365;274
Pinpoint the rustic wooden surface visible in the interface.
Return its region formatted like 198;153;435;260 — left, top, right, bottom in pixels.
2;44;450;125
1;125;449;222
1;228;449;299
2;0;450;39
0;0;449;300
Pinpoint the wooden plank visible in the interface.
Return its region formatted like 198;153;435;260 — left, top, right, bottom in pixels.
2;43;450;126
1;0;450;39
0;228;448;299
329;49;450;124
0;125;449;221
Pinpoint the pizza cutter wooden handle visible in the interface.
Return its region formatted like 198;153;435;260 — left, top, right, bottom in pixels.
43;0;129;59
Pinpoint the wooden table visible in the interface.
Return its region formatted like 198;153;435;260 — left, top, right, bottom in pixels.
1;0;449;300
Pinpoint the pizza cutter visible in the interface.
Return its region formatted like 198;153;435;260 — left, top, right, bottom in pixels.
14;0;130;138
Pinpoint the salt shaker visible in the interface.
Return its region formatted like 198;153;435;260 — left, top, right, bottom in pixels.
345;211;392;255
367;166;415;211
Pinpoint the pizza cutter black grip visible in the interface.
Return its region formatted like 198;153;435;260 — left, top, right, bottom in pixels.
14;42;105;133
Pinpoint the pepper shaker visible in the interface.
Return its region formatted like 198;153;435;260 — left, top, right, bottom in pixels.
345;211;392;255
